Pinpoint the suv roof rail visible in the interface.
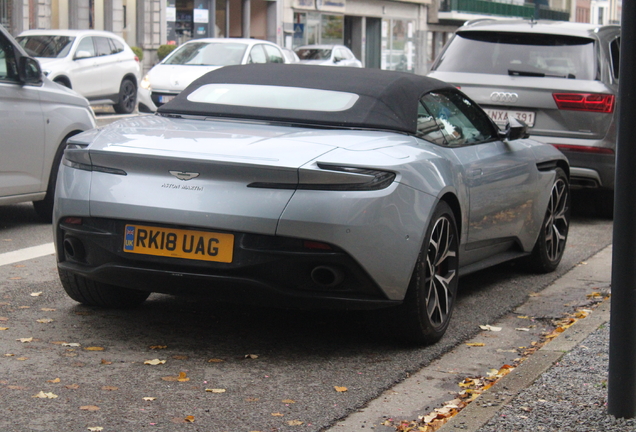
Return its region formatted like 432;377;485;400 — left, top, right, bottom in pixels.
462;18;497;27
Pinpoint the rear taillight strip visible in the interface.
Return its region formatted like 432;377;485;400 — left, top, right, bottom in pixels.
553;93;615;113
551;144;614;155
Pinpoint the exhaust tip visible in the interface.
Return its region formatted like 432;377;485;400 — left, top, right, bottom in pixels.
310;266;344;288
63;237;86;261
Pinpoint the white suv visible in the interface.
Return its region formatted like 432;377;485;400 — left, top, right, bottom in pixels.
16;29;141;114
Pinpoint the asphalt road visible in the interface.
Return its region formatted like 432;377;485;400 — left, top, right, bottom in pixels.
0;200;612;431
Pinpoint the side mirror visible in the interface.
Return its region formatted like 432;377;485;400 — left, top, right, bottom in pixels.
499;117;529;141
74;50;92;59
18;56;42;85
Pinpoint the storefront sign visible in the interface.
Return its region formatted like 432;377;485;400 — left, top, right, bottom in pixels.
316;0;345;13
293;0;316;10
193;8;209;23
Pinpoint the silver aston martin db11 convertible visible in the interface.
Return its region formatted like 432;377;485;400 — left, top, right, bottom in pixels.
54;64;570;344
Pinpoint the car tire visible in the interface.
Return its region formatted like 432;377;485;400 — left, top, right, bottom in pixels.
526;168;570;273
392;201;459;345
59;269;150;308
33;137;69;222
113;78;137;114
53;77;71;88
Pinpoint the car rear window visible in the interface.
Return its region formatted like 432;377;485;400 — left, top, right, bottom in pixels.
187;83;359;112
17;35;75;58
434;31;596;80
164;42;248;66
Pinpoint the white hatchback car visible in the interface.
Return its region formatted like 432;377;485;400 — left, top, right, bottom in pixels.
295;45;362;68
0;24;95;221
16;29;141;114
138;38;286;111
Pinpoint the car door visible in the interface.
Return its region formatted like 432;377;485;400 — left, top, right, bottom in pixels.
420;90;540;257
246;44;267;64
92;36;119;97
70;36;102;98
0;32;46;198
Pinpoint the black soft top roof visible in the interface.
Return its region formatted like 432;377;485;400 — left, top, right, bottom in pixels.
157;64;455;134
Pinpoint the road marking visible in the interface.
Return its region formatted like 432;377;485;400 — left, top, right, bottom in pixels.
0;243;55;267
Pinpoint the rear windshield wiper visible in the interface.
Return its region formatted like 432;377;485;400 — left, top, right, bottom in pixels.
508;69;575;79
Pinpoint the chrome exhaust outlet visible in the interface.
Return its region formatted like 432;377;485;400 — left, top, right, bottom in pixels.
310;266;344;288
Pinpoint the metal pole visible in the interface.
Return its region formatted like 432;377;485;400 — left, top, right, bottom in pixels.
608;1;636;419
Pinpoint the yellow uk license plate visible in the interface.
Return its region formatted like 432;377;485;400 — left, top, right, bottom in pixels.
123;224;234;263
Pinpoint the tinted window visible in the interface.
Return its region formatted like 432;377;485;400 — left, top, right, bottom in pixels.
435;31;596;80
109;38;125;54
17;35;75;58
94;37;112;56
610;37;620;80
75;37;96;58
164;42;247;66
420;90;497;146
263;45;284;64
296;48;332;60
0;35;18;81
248;45;267;64
416;102;447;145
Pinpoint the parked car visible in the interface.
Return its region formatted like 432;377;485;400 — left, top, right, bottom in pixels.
281;47;300;63
54;64;569;344
138;38;286;111
428;20;619;213
295;44;362;67
16;29;141;114
0;24;95;221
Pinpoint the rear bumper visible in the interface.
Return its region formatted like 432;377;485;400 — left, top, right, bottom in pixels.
530;135;615;190
56;218;397;309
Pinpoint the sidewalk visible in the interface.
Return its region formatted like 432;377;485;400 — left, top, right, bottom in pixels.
331;245;620;431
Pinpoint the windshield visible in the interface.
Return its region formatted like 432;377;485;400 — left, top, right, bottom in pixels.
434;32;596;80
16;35;75;58
296;48;332;61
187;83;359;112
163;42;248;66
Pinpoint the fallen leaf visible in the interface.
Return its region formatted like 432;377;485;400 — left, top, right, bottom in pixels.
18;306;30;309
47;378;61;383
207;358;224;363
149;345;167;349
245;354;259;359
4;353;14;357
79;405;100;411
205;388;226;393
334;386;348;392
40;308;56;312
36;319;53;323
102;386;118;391
172;355;189;360
33;391;58;399
85;347;105;351
466;343;485;347
271;412;284;417
479;325;502;332
10;277;23;280
184;416;195;423
16;357;28;361
62;343;81;347
245;397;260;402
101;359;112;365
144;359;166;365
143;397;157;401
516;328;530;332
282;399;296;404
87;427;104;432
517;315;530;319
177;372;190;382
7;385;26;390
30;292;43;297
0;327;8;331
287;420;304;426
17;337;33;343
65;384;80;389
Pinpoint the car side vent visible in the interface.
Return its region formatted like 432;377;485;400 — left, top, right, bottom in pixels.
536;160;558;172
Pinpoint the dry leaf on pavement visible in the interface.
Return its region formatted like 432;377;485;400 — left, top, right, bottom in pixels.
334;386;348;392
47;378;61;383
271;412;284;417
84;347;105;351
184;416;195;423
205;388;226;393
466;343;485;347
144;359;166;365
287;420;303;426
30;292;42;297
79;405;100;411
33;391;57;399
143;397;157;401
87;428;103;431
17;337;33;343
36;319;53;323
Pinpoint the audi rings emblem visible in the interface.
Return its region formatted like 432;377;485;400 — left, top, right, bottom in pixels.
490;92;519;103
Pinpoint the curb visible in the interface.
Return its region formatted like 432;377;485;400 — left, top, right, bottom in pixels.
438;298;611;431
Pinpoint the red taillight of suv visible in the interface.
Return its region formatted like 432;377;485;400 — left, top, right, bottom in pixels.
553;93;615;113
551;144;614;155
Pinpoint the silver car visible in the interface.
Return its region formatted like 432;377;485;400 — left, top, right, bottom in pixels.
54;64;569;344
0;24;95;221
428;20;619;214
295;45;362;67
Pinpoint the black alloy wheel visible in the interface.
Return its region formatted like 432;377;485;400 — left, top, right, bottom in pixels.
394;201;459;345
527;168;570;273
113;78;137;114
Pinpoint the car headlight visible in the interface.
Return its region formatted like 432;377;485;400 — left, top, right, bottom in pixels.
140;74;151;90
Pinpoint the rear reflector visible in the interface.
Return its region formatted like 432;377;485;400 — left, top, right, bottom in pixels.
303;241;332;250
551;144;614;155
63;217;83;225
553;93;615;113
